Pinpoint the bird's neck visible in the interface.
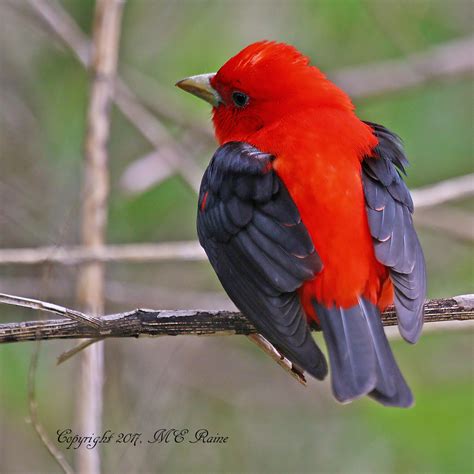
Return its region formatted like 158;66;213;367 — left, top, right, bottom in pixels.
234;107;377;164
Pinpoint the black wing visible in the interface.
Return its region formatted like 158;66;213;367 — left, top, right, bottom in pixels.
197;141;327;379
362;122;426;343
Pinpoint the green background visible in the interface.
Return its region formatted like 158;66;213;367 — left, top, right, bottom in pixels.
0;0;473;472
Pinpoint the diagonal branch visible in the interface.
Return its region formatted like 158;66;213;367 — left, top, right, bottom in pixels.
116;34;474;148
411;173;474;209
0;292;102;328
331;35;474;98
121;36;474;193
16;1;474;195
25;0;201;193
415;206;474;243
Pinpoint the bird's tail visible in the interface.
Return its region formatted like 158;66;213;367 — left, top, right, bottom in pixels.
313;297;413;407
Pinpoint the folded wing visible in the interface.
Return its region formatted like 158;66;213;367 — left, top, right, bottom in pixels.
197;141;327;379
362;122;426;343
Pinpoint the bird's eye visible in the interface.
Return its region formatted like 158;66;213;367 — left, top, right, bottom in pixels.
232;91;249;108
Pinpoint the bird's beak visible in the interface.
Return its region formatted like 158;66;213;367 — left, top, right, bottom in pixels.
175;73;222;107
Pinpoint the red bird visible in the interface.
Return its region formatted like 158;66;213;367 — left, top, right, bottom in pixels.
177;41;426;407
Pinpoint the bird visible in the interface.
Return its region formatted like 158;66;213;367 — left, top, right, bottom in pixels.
176;41;426;407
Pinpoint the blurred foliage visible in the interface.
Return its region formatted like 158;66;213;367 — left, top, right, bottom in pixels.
0;0;473;473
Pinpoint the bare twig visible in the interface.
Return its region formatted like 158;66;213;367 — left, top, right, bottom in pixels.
415;206;474;242
0;293;102;328
0;166;472;267
119;149;176;193
1;284;469;339
0;276;233;311
27;340;74;474
75;1;124;473
118;131;208;194
1;294;472;344
120;36;474;193
0;241;205;265
248;333;306;385
17;1;474;195
411;173;474;209
123;35;474;144
57;338;103;366
332;35;474;98
24;0;201;193
113;81;202;192
27;0;90;63
122;67;214;143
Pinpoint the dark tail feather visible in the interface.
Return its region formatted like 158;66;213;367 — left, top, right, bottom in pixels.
314;298;413;408
359;299;413;407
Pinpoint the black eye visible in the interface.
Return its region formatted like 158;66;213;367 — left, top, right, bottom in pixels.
232;91;249;108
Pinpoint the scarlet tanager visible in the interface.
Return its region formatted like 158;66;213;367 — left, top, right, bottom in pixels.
177;41;426;407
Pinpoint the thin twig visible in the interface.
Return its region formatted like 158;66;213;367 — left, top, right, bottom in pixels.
248;333;306;385
415;206;474;243
0;168;472;267
57;338;103;365
119;130;209;194
0;241;205;265
122;66;215;143
0;292;102;328
411;173;474;209
0;276;233;311
331;35;474;98
27;0;90;63
121;37;474;193
123;35;474;145
27;340;74;474
1;294;472;344
24;0;201;193
17;1;474;195
114;81;202;192
119;149;176;193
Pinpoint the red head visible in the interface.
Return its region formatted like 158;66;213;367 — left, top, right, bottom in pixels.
177;41;354;143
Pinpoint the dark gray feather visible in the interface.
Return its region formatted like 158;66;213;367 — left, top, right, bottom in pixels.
362;122;426;343
197;141;327;380
315;300;376;403
314;298;413;407
359;298;413;407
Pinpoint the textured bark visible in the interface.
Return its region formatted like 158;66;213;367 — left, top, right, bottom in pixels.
1;295;472;344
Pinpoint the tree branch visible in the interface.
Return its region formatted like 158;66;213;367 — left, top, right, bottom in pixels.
0;241;205;265
1;293;472;344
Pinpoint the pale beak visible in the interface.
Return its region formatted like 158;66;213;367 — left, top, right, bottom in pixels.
175;73;222;107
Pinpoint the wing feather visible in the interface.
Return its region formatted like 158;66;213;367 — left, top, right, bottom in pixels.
362;122;426;343
197;141;327;379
